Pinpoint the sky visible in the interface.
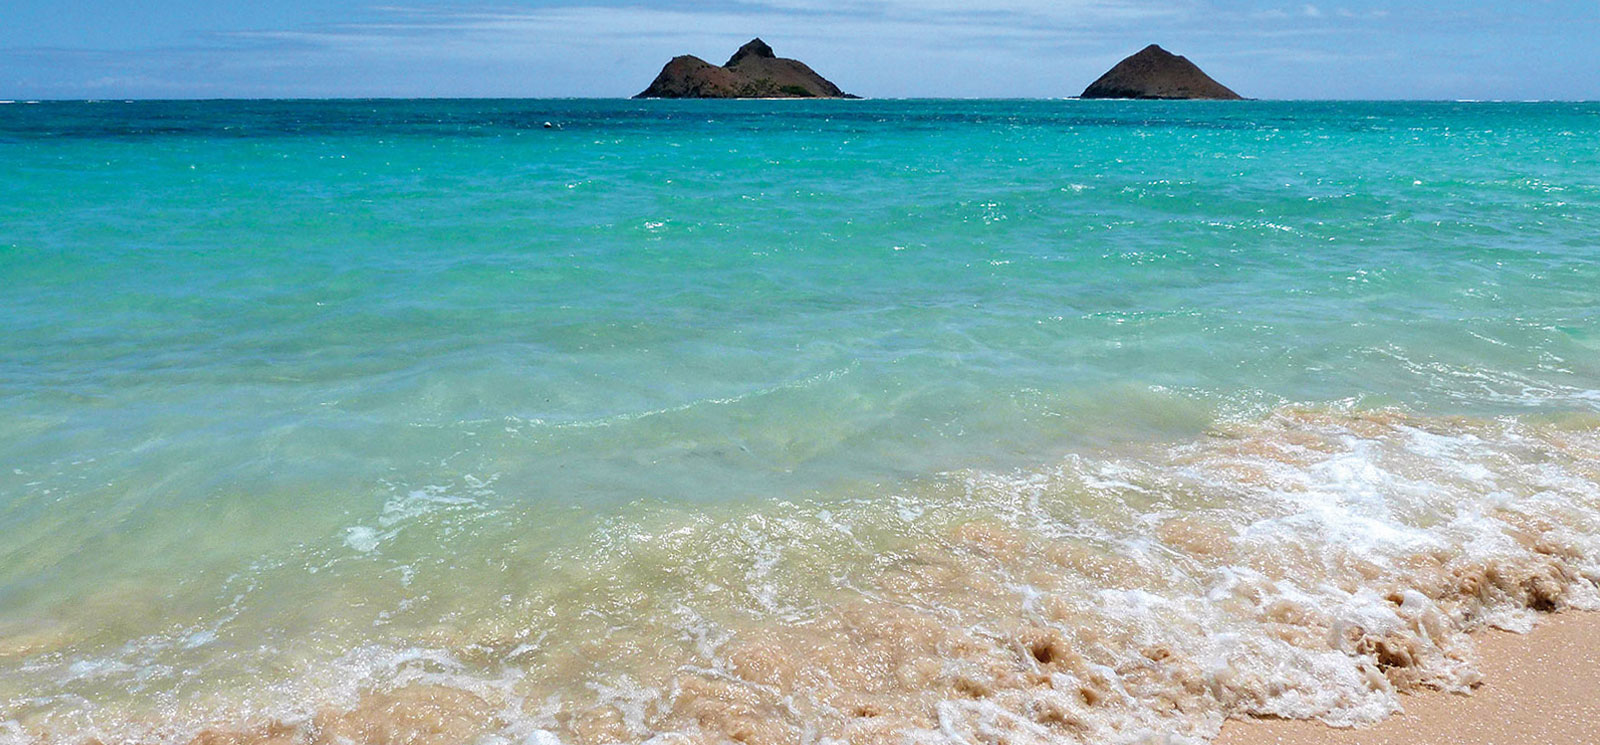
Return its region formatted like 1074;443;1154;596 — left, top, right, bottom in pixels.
1;1;1596;100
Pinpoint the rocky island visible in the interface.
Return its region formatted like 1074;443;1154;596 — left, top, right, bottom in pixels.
636;38;855;99
1080;45;1243;100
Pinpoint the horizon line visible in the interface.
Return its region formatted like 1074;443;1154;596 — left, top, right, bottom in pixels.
6;97;1598;104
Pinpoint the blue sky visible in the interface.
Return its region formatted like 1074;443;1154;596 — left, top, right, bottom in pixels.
2;1;1596;99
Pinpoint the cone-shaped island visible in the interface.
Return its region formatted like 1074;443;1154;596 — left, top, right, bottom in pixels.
1080;45;1243;100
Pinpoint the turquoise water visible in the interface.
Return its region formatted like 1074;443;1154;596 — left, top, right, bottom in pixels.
2;100;1599;744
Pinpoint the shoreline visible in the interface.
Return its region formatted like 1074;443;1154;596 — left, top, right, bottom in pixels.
5;407;1599;745
1218;610;1600;745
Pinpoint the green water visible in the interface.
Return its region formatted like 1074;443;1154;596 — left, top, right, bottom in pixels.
1;100;1598;744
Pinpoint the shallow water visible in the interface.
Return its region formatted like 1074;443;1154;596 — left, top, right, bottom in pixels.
1;100;1598;744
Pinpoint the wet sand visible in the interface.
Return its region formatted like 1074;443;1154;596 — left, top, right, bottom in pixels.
1218;611;1600;745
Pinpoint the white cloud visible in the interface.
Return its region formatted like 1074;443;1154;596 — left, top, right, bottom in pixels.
11;1;1541;99
214;0;1206;94
238;0;1195;49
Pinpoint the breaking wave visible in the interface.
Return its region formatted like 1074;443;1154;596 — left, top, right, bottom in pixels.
4;405;1599;745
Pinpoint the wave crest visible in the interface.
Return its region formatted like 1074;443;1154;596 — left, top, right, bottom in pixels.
6;407;1599;745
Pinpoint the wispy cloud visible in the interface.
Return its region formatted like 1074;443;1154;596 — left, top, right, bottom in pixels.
221;0;1198;50
2;1;1594;100
190;0;1211;96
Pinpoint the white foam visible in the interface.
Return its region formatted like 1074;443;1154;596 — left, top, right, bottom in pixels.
344;526;381;553
7;407;1599;745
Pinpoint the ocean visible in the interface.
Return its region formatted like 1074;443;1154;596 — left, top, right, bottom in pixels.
1;99;1598;745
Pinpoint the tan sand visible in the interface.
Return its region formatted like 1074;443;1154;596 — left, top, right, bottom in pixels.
1218;611;1600;745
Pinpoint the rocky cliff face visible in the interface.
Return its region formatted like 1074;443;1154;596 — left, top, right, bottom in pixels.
1080;45;1242;100
636;39;854;99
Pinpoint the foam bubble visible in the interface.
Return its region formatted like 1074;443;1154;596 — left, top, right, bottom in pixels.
344;526;381;553
5;406;1599;745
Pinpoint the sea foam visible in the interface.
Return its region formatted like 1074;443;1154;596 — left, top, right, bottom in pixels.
6;406;1597;745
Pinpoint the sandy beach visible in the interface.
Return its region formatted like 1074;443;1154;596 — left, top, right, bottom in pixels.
1219;611;1600;745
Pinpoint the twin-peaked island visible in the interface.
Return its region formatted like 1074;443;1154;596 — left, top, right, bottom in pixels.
635;40;1242;100
636;39;858;99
